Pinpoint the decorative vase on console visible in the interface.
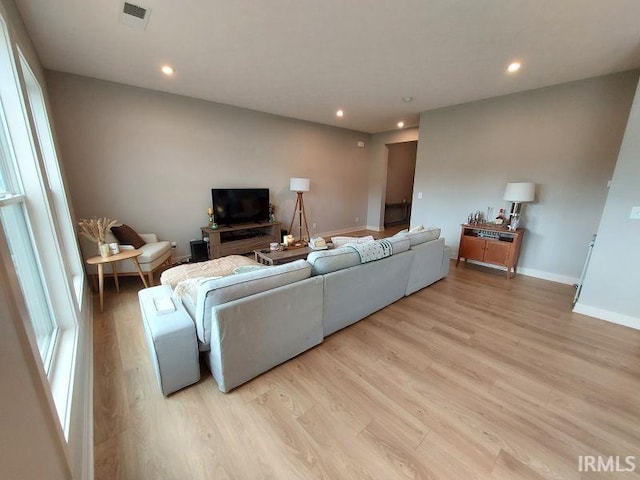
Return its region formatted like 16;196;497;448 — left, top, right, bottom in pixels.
207;207;218;229
268;203;276;223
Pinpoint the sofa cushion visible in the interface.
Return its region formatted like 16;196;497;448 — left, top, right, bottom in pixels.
111;224;146;248
194;259;311;345
395;227;441;246
306;247;361;275
137;241;172;264
386;235;410;254
330;235;374;248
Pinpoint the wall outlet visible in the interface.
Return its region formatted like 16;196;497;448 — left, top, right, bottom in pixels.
170;241;177;248
355;217;360;224
417;192;423;199
630;206;640;220
312;222;317;230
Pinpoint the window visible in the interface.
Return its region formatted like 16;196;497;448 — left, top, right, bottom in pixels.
0;52;57;370
0;16;81;437
0;203;58;363
19;52;84;308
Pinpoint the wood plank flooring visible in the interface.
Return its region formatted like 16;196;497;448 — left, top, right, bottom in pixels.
94;259;640;479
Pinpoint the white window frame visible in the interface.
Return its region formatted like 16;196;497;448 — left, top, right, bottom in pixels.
18;50;85;309
0;16;79;438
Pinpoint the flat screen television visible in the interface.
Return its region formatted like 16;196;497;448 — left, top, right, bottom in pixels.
211;188;270;226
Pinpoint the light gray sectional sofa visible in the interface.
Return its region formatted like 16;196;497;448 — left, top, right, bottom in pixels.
138;228;451;394
307;235;413;337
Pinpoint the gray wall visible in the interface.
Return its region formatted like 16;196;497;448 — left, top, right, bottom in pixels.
412;71;638;283
366;127;419;229
46;72;371;259
575;78;640;327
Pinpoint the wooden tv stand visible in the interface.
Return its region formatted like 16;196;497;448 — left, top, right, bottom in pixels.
201;222;281;259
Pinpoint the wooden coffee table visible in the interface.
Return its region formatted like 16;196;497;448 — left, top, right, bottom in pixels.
86;248;148;312
254;246;314;266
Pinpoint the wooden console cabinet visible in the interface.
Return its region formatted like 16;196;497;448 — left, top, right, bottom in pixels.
201;222;281;259
456;224;524;279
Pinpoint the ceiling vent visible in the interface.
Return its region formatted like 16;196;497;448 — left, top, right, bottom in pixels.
119;2;151;30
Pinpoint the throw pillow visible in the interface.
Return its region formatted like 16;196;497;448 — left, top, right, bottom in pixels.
111;224;146;249
409;224;425;233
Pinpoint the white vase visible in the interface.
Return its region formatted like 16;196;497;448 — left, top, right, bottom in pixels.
98;243;111;258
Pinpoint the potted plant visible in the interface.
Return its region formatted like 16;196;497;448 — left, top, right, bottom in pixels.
78;217;118;257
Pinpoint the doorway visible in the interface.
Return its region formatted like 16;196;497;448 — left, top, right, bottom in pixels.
384;140;417;229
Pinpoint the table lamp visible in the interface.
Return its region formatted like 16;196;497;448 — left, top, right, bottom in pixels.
503;182;535;229
288;177;311;244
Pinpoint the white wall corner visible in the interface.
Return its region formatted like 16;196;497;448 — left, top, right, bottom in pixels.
573;303;640;331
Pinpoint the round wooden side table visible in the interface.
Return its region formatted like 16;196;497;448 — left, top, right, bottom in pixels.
86;248;148;312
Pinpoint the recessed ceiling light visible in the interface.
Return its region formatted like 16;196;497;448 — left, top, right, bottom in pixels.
397;121;405;128
336;110;344;117
402;97;413;103
507;62;521;73
161;65;175;76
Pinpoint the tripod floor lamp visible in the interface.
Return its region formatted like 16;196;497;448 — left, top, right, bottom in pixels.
288;177;311;244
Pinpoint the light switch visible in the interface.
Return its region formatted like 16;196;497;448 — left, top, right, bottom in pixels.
630;206;640;220
417;192;423;199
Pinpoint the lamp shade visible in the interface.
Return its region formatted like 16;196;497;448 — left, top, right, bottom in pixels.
503;182;535;202
290;177;310;192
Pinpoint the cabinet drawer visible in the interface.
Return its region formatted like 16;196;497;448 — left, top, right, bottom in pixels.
219;235;276;256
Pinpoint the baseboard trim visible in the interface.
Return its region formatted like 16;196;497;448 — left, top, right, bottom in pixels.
517;267;578;286
365;225;384;232
573;303;640;331
460;259;578;285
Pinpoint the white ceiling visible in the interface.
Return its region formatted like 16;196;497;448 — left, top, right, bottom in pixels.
13;0;640;133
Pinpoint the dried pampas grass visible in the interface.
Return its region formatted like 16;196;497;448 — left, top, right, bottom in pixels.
78;217;118;244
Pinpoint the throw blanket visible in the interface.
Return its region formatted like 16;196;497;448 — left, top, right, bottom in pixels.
348;239;393;263
160;254;259;289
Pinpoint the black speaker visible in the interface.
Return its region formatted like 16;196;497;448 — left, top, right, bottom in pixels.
190;240;208;263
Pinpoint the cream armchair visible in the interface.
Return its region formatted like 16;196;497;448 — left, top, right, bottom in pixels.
81;232;172;286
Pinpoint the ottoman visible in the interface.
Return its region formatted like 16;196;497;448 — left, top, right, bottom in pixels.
138;285;200;395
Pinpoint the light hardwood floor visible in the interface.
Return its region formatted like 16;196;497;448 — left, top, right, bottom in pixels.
94;258;640;479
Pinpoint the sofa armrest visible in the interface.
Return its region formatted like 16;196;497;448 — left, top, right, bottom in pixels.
138;285;200;395
208;276;323;392
405;237;445;296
